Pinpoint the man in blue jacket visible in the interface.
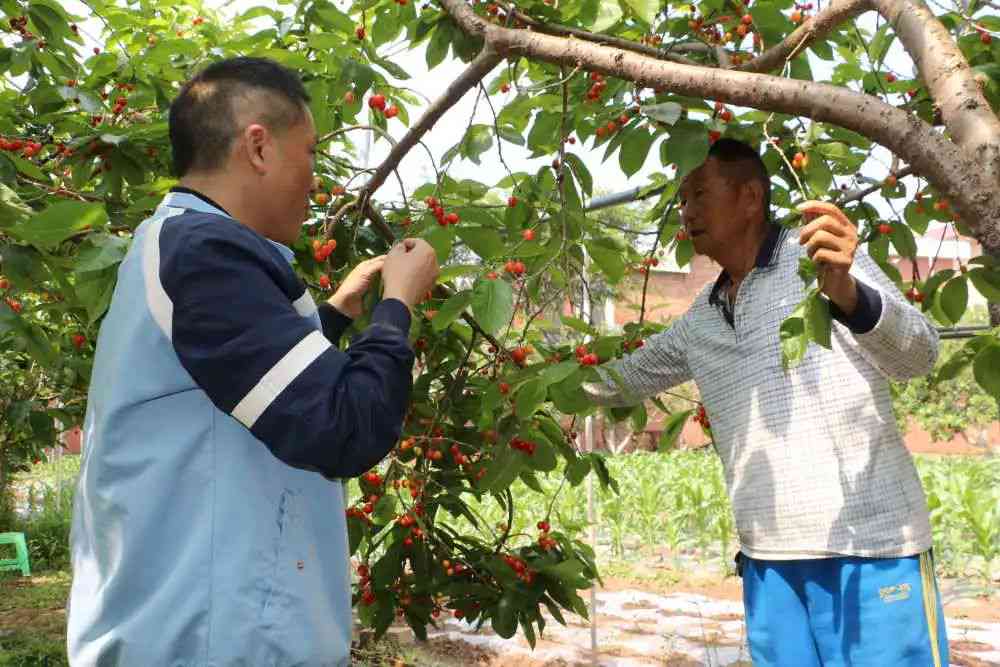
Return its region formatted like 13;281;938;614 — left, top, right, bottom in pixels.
68;57;438;666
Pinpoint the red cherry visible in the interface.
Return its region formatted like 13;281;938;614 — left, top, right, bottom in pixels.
72;333;86;349
499;382;510;394
384;105;399;119
522;229;535;241
885;73;897;83
319;274;331;289
368;94;386;111
511;347;528;365
355;25;366;40
878;223;892;235
507;196;518;208
445;212;459;225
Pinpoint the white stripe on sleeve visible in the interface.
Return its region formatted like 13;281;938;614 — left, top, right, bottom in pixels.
231;330;332;428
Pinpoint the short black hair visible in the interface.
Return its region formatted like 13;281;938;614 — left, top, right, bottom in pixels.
169;57;311;177
707;138;772;222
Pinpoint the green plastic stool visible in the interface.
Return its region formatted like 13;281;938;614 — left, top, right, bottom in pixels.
0;532;31;576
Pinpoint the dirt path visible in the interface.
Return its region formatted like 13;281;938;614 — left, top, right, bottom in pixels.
376;577;1000;667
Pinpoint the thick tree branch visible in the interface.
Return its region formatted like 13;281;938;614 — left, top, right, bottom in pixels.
441;0;1000;257
871;0;1000;157
739;0;873;73
496;4;702;67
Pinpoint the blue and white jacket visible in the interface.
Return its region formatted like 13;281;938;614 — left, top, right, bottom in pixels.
68;190;413;666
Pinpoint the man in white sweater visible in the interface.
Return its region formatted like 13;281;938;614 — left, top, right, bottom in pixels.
585;139;947;666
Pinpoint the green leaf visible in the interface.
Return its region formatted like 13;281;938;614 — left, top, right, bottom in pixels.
426;22;451;69
641;102;682;125
480;443;523;491
0;183;31;223
422;225;455;263
804;152;833;196
973;342;1000;399
889;224;917;260
968;267;1000;302
920;269;955;311
904;201;931;235
9;154;46;180
565;457;590;486
541;558;591;588
471;277;514;335
515;378;548;418
935;339;978;383
938;276;969;325
437;264;481;282
658;410;693;452
540;360;580;386
74;233;129;272
0;307;57;367
432;290;473;332
779;304;808;370
525;432;558;472
585;240;626;283
74;267;117;324
797;257;819;285
562;153;593;197
751;3;790;47
549;374;591;414
560;315;597;336
372;8;401;47
11;201;107;250
619;128;655;177
456;226;504;259
461;125;493;165
804;291;832;349
491;592;519;639
591;0;623;30
623;0;658;24
660;120;709;179
675;237;694;268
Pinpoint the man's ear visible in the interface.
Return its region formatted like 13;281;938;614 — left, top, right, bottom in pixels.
743;178;765;220
241;123;269;175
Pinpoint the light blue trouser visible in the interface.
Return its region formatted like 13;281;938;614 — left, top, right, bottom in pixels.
740;551;949;666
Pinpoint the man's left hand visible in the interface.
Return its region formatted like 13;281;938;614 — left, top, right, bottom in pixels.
327;255;386;319
797;200;859;315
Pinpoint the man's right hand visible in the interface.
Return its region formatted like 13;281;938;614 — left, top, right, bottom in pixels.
381;238;439;310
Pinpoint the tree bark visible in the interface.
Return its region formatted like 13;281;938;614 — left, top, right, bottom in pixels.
738;0;873;74
872;0;1000;324
440;0;1000;323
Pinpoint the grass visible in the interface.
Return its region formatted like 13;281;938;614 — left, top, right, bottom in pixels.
0;571;71;666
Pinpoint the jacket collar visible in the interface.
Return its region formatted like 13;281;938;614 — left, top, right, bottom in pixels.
709;222;786;307
159;189;296;265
